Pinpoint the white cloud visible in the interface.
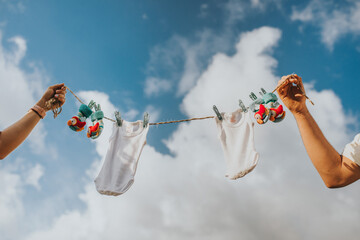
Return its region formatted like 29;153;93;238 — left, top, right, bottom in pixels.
224;0;246;24
182;26;281;115
144;77;172;97
0;158;49;239
0;165;25;240
291;3;315;22
145;30;230;98
145;105;161;123
291;0;360;50
7;36;26;64
25;26;360;240
124;109;139;120
24;163;44;190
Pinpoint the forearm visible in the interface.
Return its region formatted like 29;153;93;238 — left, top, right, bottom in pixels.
293;109;347;186
0;110;41;159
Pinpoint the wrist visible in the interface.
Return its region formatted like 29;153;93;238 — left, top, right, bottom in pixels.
36;98;47;111
292;108;310;119
30;105;46;119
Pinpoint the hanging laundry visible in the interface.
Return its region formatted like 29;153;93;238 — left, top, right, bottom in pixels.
215;109;259;180
94;120;149;196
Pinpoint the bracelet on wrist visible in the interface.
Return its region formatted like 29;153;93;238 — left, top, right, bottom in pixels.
30;105;46;119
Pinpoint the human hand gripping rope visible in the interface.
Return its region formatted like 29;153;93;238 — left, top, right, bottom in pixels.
43;74;314;138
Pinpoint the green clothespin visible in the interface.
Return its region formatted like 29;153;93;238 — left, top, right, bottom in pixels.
259;88;267;96
249;92;264;112
88;100;96;109
213;105;223;120
239;100;248;113
249;92;258;101
143;112;149;128
114;111;122;127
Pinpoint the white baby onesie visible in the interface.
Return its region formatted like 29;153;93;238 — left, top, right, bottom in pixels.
215;109;259;180
342;133;360;166
94;120;149;196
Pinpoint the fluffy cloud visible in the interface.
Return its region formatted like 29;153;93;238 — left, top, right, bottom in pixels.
24;163;44;190
0;165;25;240
145;105;161;123
0;158;47;240
144;77;172;97
145;30;231;98
291;0;360;50
25;26;360;240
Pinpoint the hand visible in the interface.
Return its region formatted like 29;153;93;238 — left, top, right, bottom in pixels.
276;74;308;115
37;83;67;111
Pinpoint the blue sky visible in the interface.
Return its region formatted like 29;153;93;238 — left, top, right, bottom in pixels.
0;0;360;239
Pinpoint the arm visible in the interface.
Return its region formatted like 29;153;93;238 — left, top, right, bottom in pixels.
0;83;67;160
277;75;360;188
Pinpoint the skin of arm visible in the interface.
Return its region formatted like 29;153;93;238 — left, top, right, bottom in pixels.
0;83;67;160
277;75;360;188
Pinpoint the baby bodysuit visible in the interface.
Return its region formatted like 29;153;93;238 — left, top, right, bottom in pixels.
95;120;149;196
342;133;360;166
215;109;259;180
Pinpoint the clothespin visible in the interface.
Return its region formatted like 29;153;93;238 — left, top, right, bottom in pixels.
248;92;264;112
249;92;258;101
94;104;101;111
114;111;122;127
88;100;96;109
259;88;267;96
238;100;248;113
213;105;223;120
143;112;149;128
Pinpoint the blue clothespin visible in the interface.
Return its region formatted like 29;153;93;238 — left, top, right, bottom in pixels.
213;105;223;120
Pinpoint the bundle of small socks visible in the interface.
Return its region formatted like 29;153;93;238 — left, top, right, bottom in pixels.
249;89;285;125
67;100;104;139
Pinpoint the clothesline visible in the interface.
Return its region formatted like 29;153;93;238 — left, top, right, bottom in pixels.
65;86;216;125
47;74;314;124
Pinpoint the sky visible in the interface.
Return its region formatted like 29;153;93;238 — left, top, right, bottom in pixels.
0;0;360;239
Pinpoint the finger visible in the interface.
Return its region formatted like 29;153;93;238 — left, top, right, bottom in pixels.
56;89;67;94
58;97;66;104
278;74;295;87
277;78;291;93
55;93;66;99
278;75;290;85
56;94;65;102
49;83;65;90
292;75;306;94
